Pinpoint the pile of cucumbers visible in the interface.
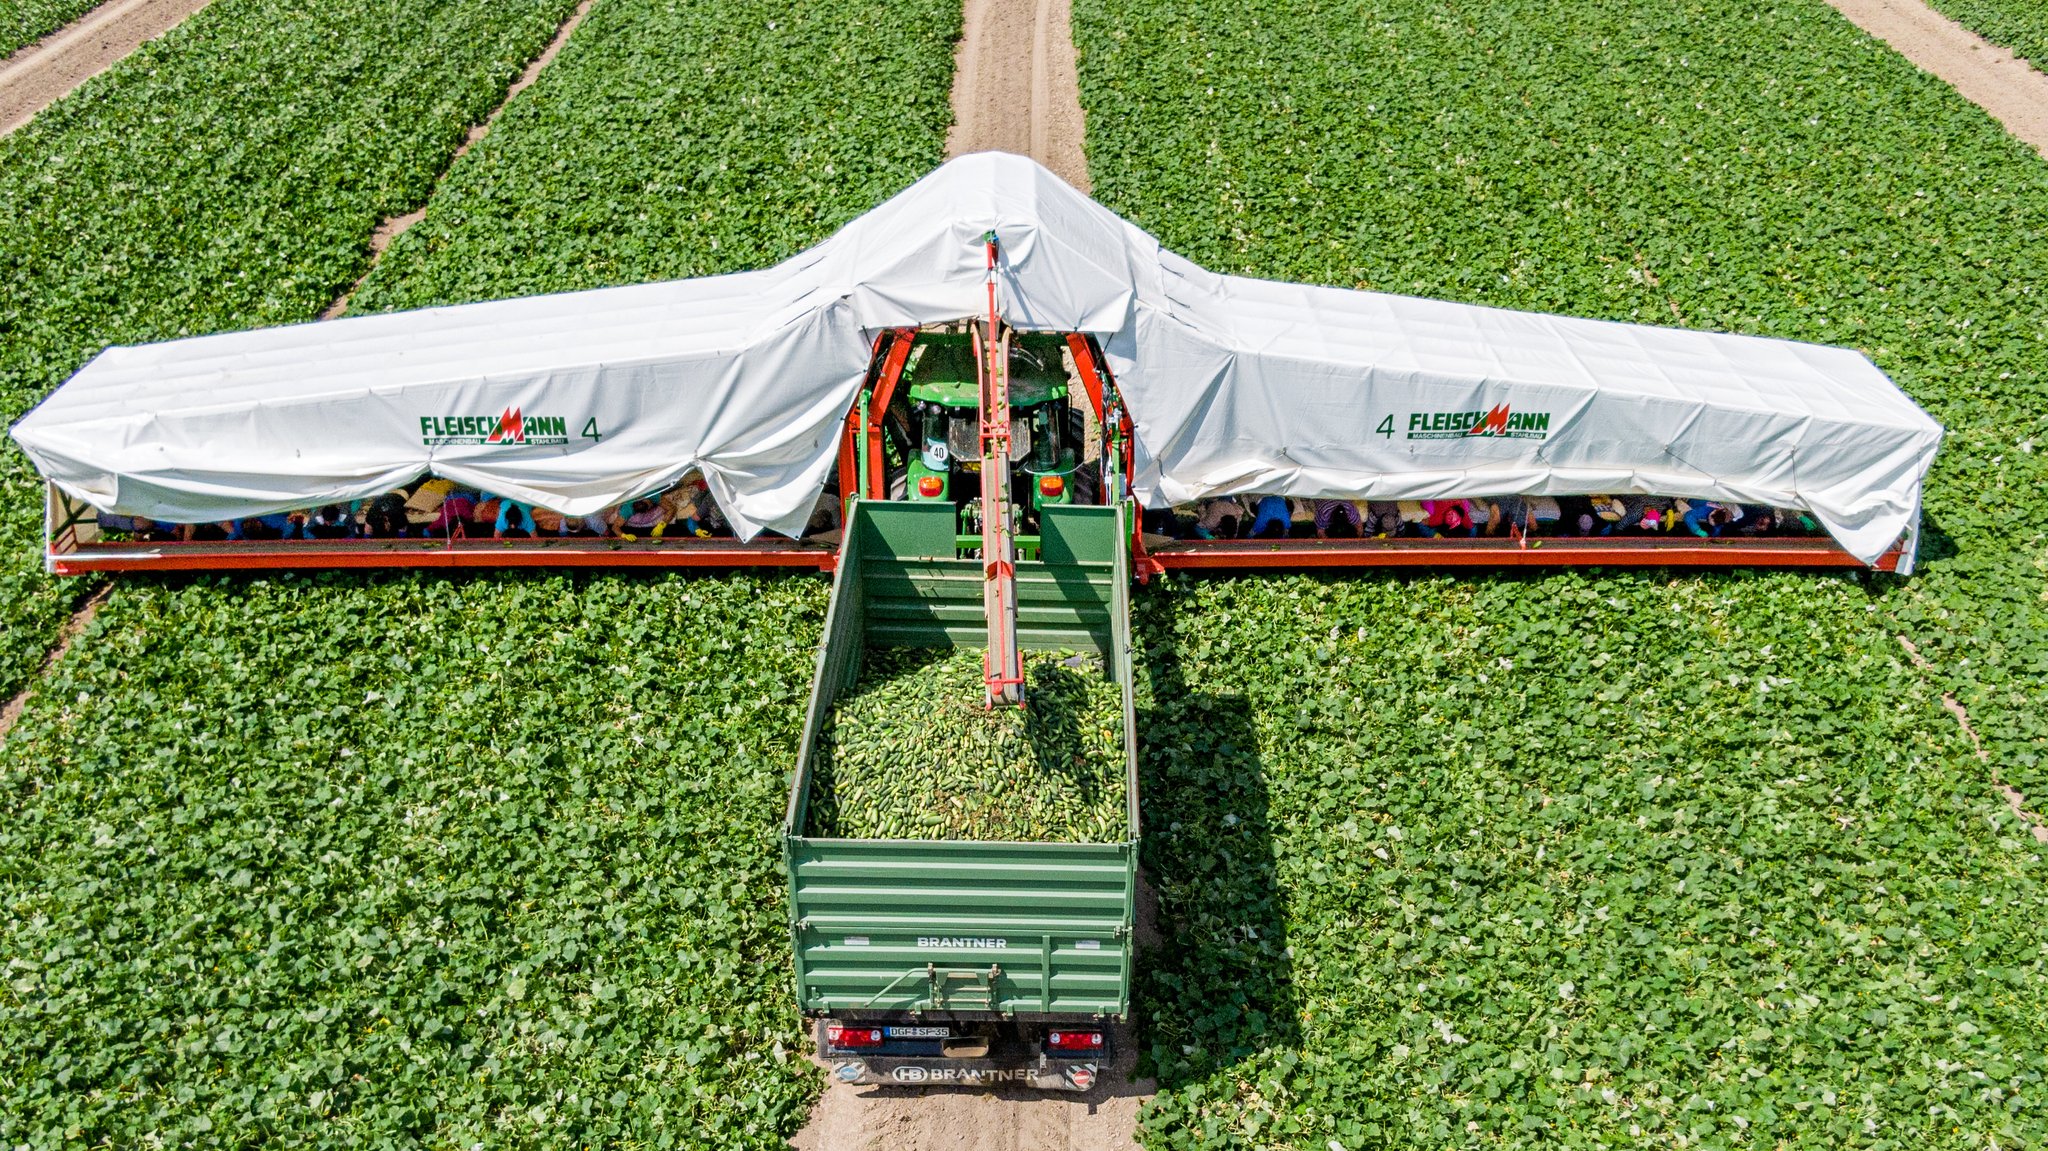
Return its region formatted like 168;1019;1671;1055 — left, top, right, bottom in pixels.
806;646;1128;842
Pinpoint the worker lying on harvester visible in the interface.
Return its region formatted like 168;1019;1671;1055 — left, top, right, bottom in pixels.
1165;494;1821;542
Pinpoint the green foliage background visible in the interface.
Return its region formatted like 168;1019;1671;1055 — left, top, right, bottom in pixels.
348;0;959;310
1923;0;2048;71
1132;573;2046;1148
0;0;100;59
1074;0;2048;805
6;0;2048;1144
0;574;827;1146
0;0;584;702
1075;0;2048;1144
0;0;960;1143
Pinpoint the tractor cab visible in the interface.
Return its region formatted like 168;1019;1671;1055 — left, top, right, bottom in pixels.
889;330;1095;544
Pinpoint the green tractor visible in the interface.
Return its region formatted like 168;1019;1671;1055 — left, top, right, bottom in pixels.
893;332;1090;543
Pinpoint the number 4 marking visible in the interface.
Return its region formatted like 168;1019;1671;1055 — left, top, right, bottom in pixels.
582;418;602;442
1376;414;1395;439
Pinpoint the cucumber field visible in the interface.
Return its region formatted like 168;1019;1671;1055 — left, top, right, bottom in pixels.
2;0;2045;1147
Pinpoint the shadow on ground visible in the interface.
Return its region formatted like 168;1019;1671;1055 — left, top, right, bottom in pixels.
1129;587;1302;1091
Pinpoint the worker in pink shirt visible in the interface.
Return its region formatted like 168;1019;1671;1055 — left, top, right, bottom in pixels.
1419;499;1476;538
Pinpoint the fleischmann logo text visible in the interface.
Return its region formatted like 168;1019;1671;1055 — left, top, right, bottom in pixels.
1406;404;1551;441
420;408;570;447
917;937;1010;949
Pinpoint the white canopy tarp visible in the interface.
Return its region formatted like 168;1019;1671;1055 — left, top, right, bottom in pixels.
12;151;1940;564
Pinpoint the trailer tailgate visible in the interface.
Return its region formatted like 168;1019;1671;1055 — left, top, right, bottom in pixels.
788;837;1133;1017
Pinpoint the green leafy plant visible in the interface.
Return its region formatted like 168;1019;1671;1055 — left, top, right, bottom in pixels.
0;0;102;59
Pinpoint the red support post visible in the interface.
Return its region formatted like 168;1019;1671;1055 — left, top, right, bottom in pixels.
1063;334;1133;488
1063;332;1141;561
838;405;860;515
864;329;917;500
1063;332;1107;426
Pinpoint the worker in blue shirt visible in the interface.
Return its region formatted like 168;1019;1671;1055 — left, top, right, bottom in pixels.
1247;495;1292;539
1681;501;1733;537
490;494;537;538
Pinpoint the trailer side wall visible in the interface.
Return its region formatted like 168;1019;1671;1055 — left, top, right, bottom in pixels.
784;500;1138;1021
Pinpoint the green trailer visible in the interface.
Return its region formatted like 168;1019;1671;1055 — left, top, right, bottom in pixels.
782;500;1139;1090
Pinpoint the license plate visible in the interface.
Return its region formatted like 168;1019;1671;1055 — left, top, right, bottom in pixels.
885;1026;950;1039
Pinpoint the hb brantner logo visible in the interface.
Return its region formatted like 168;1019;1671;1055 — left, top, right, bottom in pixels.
892;1066;1035;1083
420;408;572;447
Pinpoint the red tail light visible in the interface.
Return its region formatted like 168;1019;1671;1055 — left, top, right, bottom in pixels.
1047;1031;1104;1052
827;1025;885;1049
1037;475;1065;497
916;475;945;498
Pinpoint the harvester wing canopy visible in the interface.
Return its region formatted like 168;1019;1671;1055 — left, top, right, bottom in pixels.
1123;267;1943;567
13;152;1940;564
9;266;871;540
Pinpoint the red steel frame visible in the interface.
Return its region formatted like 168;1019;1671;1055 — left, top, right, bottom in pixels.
863;328;918;500
49;538;839;575
42;461;848;577
48;518;1896;577
1132;533;1899;576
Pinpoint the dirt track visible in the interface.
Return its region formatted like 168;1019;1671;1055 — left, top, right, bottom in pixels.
1823;0;2048;157
944;0;1090;191
794;11;1120;1136
788;1053;1149;1151
0;0;212;135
